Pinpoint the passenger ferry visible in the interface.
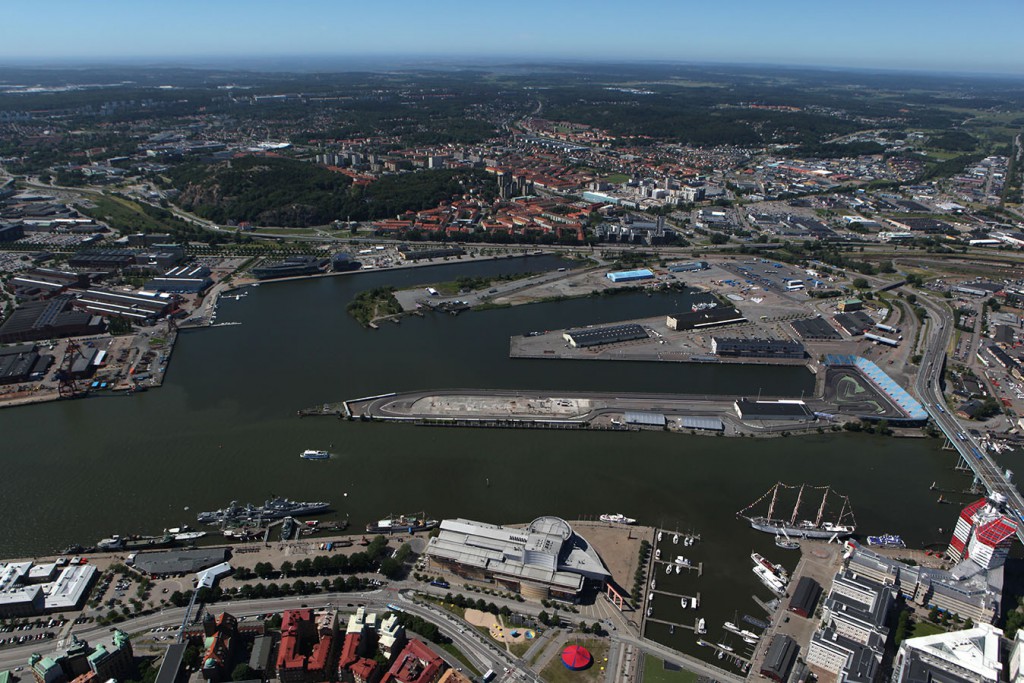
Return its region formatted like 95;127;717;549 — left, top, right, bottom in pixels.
300;449;331;460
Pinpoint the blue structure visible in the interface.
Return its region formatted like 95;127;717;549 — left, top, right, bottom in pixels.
825;354;928;421
606;268;655;283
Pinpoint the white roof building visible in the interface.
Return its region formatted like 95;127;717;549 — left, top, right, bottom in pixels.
893;624;1006;683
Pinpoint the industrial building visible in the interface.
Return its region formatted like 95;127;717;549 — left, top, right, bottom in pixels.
74;287;173;322
666;306;746;331
563;323;648;348
0;295;104;344
948;494;1018;570
0;345;52;385
605;268;654;283
145;264;213;293
8;268;88;301
29;629;133;683
711;337;805;359
425;516;610;601
251;256;327;280
66;249;137;271
733;399;813;422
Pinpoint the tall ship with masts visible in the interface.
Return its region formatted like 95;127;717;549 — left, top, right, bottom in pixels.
738;483;855;539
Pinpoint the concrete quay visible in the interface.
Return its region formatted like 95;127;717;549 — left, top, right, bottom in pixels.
342;388;836;435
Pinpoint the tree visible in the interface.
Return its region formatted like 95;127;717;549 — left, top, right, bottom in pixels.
852;278;869;289
232;664;255;681
183;644;201;670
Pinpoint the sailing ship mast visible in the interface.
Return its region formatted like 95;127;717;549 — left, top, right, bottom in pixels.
790;485;804;525
766;484;779;522
814;487;830;527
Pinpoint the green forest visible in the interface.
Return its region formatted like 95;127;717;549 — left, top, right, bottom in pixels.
167;157;498;227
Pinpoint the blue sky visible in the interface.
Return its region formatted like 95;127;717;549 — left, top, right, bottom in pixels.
2;0;1022;74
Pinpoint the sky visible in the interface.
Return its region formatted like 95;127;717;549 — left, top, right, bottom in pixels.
2;0;1022;75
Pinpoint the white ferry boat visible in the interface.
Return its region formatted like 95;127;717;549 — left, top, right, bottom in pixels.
300;449;330;460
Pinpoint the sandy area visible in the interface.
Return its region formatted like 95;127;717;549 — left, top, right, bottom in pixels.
464;608;534;644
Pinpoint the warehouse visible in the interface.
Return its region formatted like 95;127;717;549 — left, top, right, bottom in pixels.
132;548;229;576
667;261;708;273
75;288;173;321
666;306;746;331
144;264;212;293
0;295;104;343
760;635;798;683
624;411;666;427
67;249;137;271
788;576;822;617
734;399;814;422
251;256;326;280
0;346;52;385
9;268;88;301
605;268;654;283
791;317;841;341
396;246;465;261
711;337;805;359
834;312;874;336
563;323;648;348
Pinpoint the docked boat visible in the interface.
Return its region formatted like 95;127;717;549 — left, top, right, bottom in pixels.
300;449;330;460
649;592;655;602
655;549;661;560
197;497;331;524
738;483;856;539
657;531;663;542
173;531;206;542
673;533;679;544
665;564;672;575
692;595;699;609
366;513;438;534
743;634;759;645
740;629;760;642
674;564;681;574
280;517;296;541
651;579;657;590
674;556;691;566
724;622;743;635
867;533;906;548
646;607;652;617
753;564;787;595
96;536;125;551
697;618;706;634
600;513;637;525
775;533;800;550
751;552;789;580
717;643;734;653
681;597;689;608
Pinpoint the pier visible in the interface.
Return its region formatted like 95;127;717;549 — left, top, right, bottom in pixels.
653;559;703;577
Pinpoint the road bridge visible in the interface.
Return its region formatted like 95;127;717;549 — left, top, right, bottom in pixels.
915;294;1024;544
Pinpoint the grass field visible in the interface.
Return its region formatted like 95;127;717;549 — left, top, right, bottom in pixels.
642;656;699;683
77;194;183;234
602;173;630;184
909;621;946;638
539;638;609;683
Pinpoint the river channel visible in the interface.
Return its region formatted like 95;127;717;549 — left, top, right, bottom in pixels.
0;255;965;568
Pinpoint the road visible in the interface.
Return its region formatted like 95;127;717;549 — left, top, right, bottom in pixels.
914;292;1024;542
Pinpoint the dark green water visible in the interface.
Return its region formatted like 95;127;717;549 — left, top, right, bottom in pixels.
0;256;966;572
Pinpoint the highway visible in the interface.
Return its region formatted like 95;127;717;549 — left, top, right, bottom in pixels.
914;292;1024;542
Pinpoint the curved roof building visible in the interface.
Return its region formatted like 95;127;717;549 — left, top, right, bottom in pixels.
426;516;610;601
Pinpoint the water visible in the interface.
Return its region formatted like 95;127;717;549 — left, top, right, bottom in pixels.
0;255;965;574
